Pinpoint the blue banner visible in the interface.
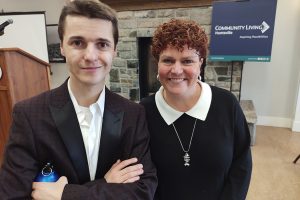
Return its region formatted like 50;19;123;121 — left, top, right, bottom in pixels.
209;0;277;62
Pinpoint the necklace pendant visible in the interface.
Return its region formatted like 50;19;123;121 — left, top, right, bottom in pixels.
183;152;190;166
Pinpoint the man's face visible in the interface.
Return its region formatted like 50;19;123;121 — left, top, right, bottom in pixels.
61;15;116;89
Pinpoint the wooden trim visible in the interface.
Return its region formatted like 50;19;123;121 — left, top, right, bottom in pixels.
0;86;8;90
0;48;50;67
0;11;45;16
102;0;213;11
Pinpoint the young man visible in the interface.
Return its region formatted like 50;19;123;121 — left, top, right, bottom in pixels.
0;1;157;199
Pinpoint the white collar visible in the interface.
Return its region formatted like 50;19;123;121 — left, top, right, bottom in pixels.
67;79;105;117
155;81;212;125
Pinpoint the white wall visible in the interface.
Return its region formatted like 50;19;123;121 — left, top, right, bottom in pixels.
291;12;300;132
293;79;300;132
291;2;300;132
241;0;300;131
0;14;48;62
0;0;66;24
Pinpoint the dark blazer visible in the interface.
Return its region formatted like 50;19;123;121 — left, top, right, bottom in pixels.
0;80;157;200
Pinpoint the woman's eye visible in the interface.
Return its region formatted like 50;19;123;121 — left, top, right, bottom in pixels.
182;60;194;65
162;59;173;64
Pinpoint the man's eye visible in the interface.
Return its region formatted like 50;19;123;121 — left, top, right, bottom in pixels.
97;42;111;50
71;40;83;47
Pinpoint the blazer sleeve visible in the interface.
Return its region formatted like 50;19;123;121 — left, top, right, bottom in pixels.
62;105;158;200
220;101;252;200
0;103;40;199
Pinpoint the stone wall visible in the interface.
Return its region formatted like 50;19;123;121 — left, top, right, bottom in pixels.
110;6;243;101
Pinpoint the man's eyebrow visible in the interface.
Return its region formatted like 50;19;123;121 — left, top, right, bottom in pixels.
68;36;84;41
96;38;112;44
67;36;112;44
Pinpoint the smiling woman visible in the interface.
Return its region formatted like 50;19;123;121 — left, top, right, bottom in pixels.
140;18;252;200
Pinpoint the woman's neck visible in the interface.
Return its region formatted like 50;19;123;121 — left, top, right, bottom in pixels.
163;83;202;112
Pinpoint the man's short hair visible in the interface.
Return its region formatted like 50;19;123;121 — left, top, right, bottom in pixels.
58;0;119;48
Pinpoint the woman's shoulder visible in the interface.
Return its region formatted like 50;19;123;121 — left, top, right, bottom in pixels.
210;85;236;98
210;85;239;106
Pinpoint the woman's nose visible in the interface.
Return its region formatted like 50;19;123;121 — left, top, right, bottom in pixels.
171;62;183;74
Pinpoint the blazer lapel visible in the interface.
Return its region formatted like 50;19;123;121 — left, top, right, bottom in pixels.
49;81;90;184
95;89;124;178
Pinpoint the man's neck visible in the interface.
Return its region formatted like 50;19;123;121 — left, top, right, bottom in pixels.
69;79;104;107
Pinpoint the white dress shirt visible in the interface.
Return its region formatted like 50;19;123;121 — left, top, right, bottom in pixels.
155;81;212;125
68;80;105;180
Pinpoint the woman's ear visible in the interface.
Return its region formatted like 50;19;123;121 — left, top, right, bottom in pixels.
199;57;204;66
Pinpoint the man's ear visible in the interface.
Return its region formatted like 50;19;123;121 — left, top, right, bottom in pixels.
60;42;65;56
113;48;117;58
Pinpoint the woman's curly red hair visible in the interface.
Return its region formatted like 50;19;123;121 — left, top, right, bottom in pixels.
151;19;208;60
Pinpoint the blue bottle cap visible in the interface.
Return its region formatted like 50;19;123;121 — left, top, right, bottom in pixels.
34;163;59;182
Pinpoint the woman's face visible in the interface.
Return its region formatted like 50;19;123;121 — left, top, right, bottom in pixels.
158;45;203;98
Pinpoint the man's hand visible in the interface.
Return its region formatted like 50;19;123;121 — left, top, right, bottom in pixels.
105;158;144;183
32;176;68;200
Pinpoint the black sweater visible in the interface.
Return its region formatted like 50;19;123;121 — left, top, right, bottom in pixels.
140;86;252;200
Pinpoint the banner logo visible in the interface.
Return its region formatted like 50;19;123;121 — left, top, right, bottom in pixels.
261;21;270;33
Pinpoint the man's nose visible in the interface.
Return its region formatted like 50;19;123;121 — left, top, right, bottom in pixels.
83;44;98;61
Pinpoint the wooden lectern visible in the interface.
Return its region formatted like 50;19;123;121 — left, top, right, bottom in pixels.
0;48;50;165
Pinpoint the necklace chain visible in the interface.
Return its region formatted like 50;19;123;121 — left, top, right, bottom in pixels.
171;118;197;153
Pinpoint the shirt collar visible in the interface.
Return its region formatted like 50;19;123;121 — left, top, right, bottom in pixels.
155;81;212;125
67;79;105;117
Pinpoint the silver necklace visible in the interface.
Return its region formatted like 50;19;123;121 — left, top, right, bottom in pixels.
171;118;197;167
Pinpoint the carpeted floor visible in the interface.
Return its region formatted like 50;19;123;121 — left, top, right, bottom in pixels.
247;126;300;200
